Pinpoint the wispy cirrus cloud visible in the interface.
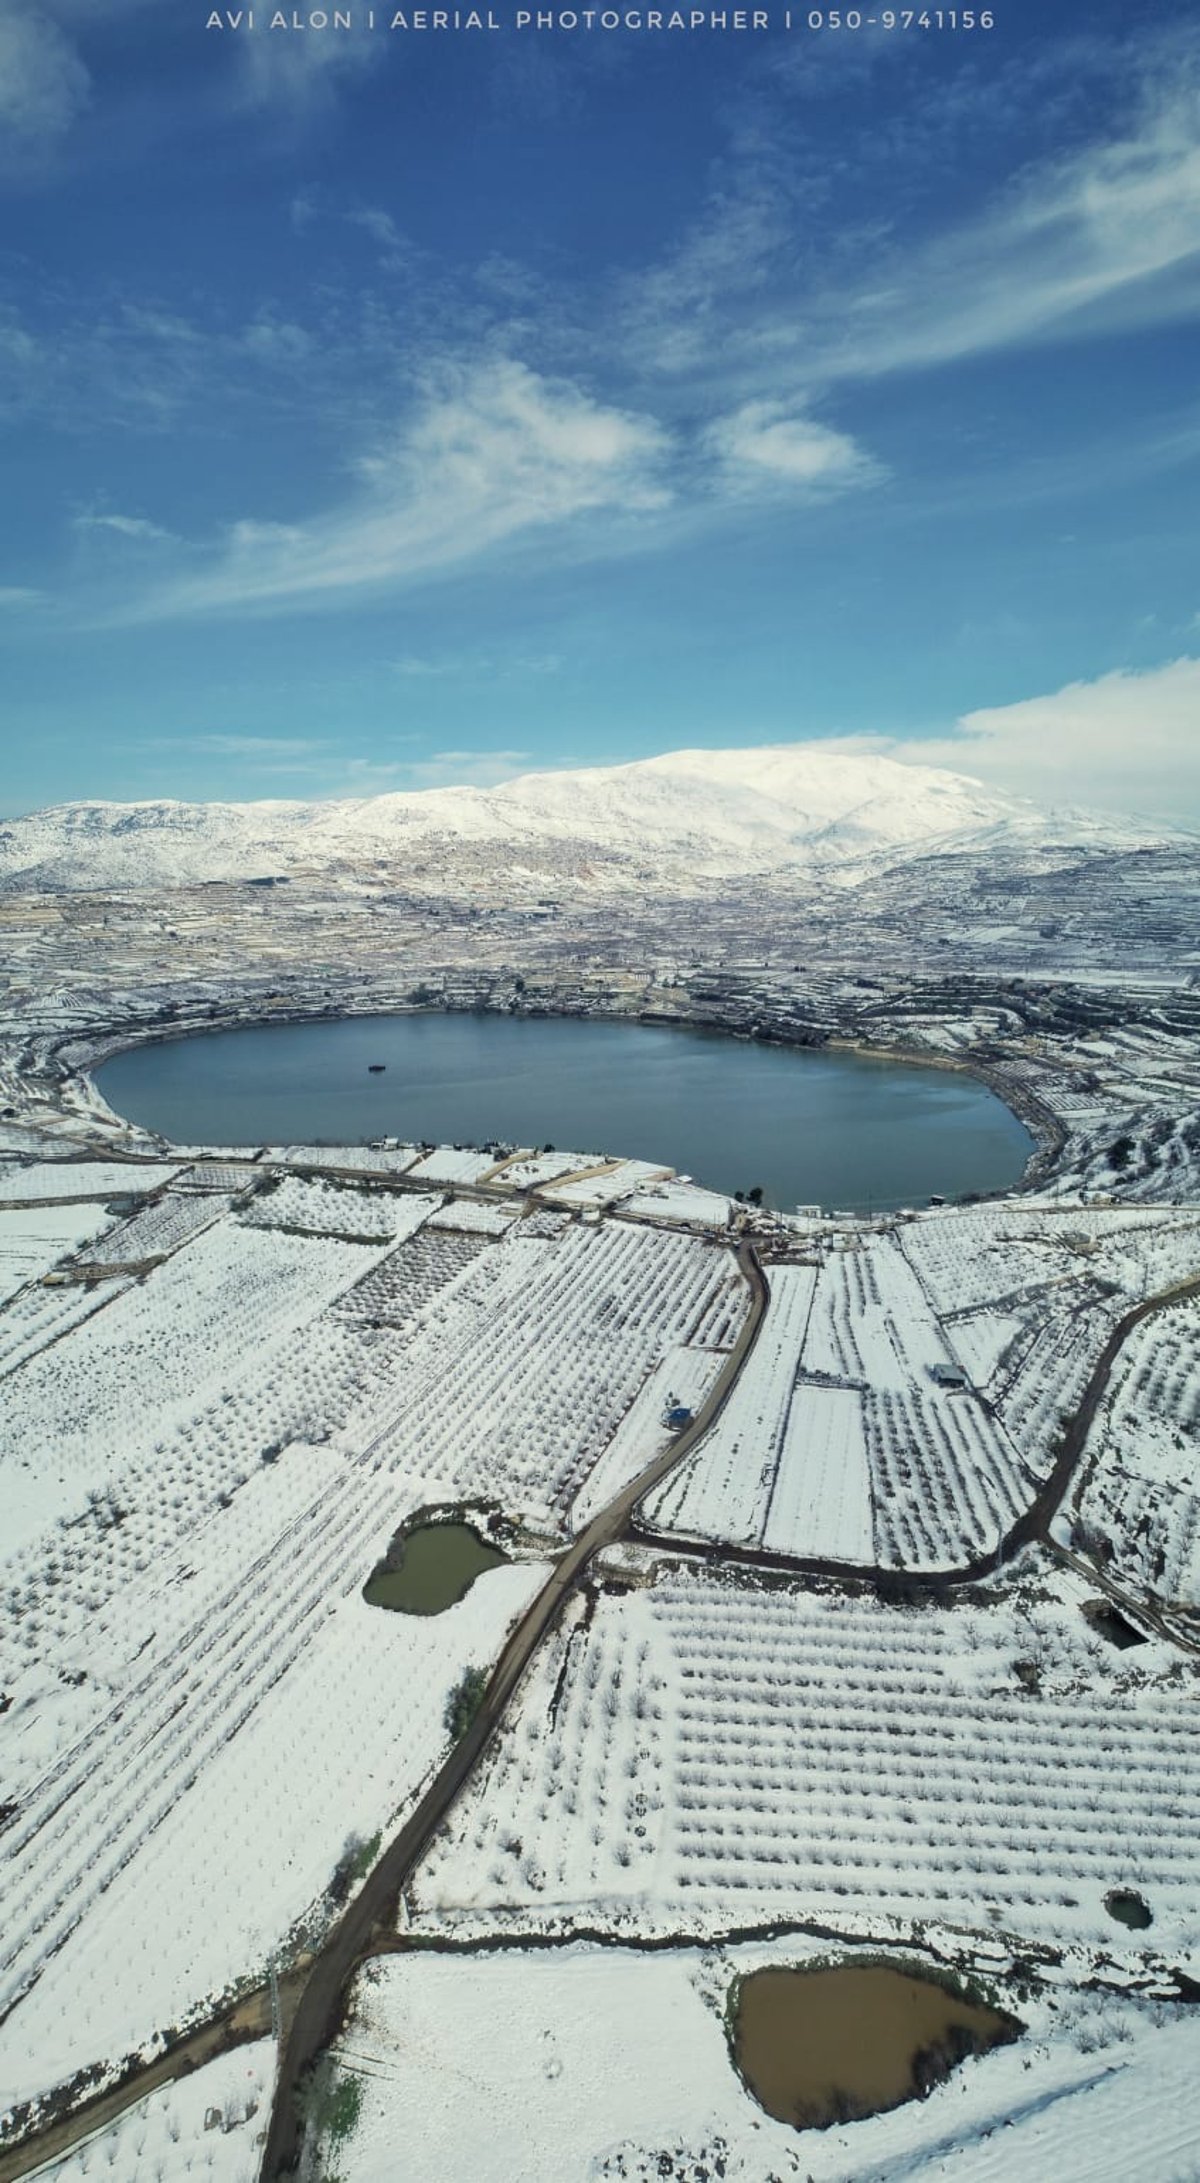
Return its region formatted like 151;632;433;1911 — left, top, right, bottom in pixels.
822;77;1200;382
73;510;175;541
129;359;674;620
620;34;1200;397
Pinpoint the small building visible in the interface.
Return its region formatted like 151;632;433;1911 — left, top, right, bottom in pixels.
931;1361;969;1390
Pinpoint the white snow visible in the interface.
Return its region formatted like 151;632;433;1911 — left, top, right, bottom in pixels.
0;1161;178;1202
413;1567;1200;1958
1;747;1180;893
36;2039;273;2181
0;1552;545;2107
0;1203;118;1303
336;1944;1200;2183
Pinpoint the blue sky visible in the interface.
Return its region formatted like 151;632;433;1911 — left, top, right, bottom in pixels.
1;0;1199;814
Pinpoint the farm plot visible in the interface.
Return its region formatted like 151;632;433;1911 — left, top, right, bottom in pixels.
331;1221;486;1327
546;1159;673;1208
0;1434;546;2107
567;1346;726;1532
0;1202;118;1305
0;1213;570;1706
360;1221;749;1527
174;1162;261;1193
799;1239;956;1390
267;1143;421;1175
412;1567;1200;1957
644;1266;817;1546
0;1216;397;1552
0;1230;492;1690
74;1187;233;1264
1073;1296;1200;1608
0;1274;135;1380
864;1385;1032;1570
762;1383;873;1562
408;1146;511;1184
646;1243;1036;1570
493;1149;596;1190
37;2037;273;2183
0;1160;178;1203
624;1177;733;1228
425;1198;520;1236
240;1173;436;1242
900;1206;1200;1335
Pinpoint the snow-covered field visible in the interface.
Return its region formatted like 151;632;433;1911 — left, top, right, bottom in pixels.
0;1164;752;2123
334;1943;1200;2183
37;2039;273;2183
411;1562;1200;1958
0;1202;119;1303
644;1210;1200;1572
2;1130;1199;2177
1071;1293;1200;1609
0;1160;179;1202
0;1540;543;2108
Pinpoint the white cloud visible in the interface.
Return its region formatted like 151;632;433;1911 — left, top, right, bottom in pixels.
879;658;1200;822
74;512;174;541
231;19;378;113
704;401;883;497
193;734;330;758
137;360;672;619
0;583;45;607
342;749;531;791
346;204;409;270
0;0;89;158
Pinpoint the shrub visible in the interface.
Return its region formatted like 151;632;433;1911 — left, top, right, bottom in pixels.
445;1665;488;1740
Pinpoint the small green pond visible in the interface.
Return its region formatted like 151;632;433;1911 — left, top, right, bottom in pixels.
363;1521;507;1615
1105;1888;1152;1930
734;1964;1018;2130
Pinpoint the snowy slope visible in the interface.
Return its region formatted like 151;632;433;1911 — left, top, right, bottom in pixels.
0;745;1181;892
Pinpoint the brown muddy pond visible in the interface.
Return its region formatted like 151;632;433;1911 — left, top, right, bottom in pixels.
734;1964;1018;2129
363;1521;506;1615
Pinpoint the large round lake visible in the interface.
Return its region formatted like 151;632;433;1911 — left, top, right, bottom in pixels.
97;1013;1032;1211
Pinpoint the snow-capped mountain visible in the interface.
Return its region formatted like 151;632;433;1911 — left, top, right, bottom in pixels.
0;745;1183;893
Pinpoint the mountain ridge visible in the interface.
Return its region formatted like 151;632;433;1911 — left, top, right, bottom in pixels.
0;745;1186;893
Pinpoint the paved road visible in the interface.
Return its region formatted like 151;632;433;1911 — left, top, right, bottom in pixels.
257;1241;768;2180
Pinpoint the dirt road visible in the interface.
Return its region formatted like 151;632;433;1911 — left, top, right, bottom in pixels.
257;1240;768;2179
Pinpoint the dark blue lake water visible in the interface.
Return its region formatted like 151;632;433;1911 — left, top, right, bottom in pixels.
98;1012;1032;1212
